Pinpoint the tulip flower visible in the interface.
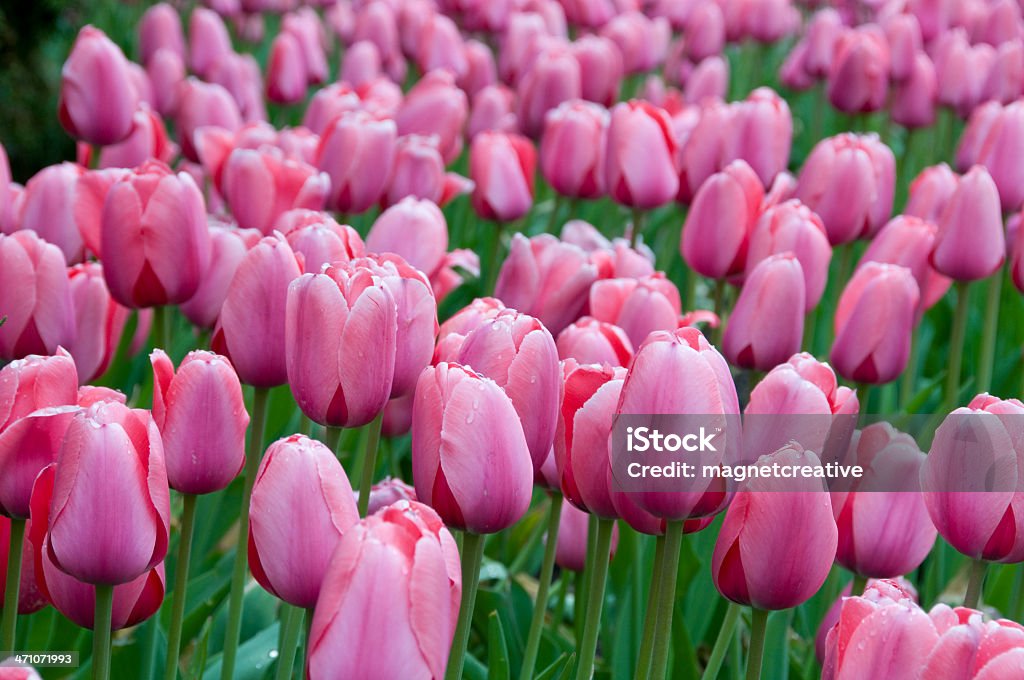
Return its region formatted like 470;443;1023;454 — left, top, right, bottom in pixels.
724;89;793;188
681;159;764;280
685;56;729;104
220;148;329;235
831;263;919;385
281;211;363;275
58;26;137;147
588;273;682;349
554;500;620;572
395;70;468;165
561;220;656;279
919;604;1024;678
600;12;670;75
248;435;359;609
362;476;417;516
66;263;130;384
959;101;1024;210
684;3;725;61
854;216;948;313
723;253;806;372
555;317;633;367
267;32;308;105
384;135;472;208
16;162;85;264
180;225;261;330
100;161;212;309
0;231;76;360
827;25;891;114
469;131;536;222
212;234;302;388
933;29;995;117
307;501;460;680
604;100;679;210
317;111;396;215
146;49;185;117
517;42;583;139
467;84;518;139
281;8;328;86
572;35;624;107
905;163;959;223
175;78;243;162
891;53;937;129
0;349;78;433
982;41;1024;106
933;166;1006;281
138;3;184;65
188;8;232;79
540;100;608;200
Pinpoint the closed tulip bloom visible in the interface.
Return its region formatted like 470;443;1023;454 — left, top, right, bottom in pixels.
556;317;633;367
282;9;328;86
859;216;950;311
460;38;497;96
101;161;211;308
146;49;185;117
180;225;260;329
589;273;681;349
713;443;838;609
456;309;559;471
957;101;1024;212
395;71;468;166
684;3;725;62
933;166;1006;281
0;516;46;615
27;464;165;629
724;254;806;371
340;40;382;89
286;261;398;427
604;100;679;209
412;362;533;534
884;14;923;82
831;263;919;385
540;100;608;200
832;424;937;578
891;52;938;129
385;135;472;208
317;111;396;215
176;78;242;162
434;297;506;362
221;148;329;234
352;1;405;83
723;88;793;188
1012;213;1024;294
44;401;169;585
59;26;137;146
0;406;81;520
600;12;670;74
283;214;363;275
150;350;248;495
188;8;233;79
73;167;132;259
470;131;536;222
517;42;582;139
827;26;891;114
91;107;177;171
981;41;1024;106
905;163;959;222
795;134;896;245
685;56;729;104
67;263;130;383
0;349;78;433
416;14;468;80
212;234;301;388
0;231;75;360
138;3;184;65
467;84;518;139
266;32;308;105
208;51;267;124
919;604;1024;680
307;500;461;680
815;578;918;661
681;159;764;280
745;199;832;310
16;163;85;264
922;394;1024;563
554;499;620;572
572;35;624;107
248;435;359;609
933;29;995;117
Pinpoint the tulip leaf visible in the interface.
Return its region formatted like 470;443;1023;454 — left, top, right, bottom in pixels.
533;652;573;680
487;611;510;680
202;622;280;680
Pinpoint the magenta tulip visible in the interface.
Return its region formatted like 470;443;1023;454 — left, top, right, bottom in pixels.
517;42;582;139
188;8;232;79
604;100;679;209
588;274;681;349
723;88;793;188
434;297;506;362
175;78;242;162
317;111;396;215
827;25;891;114
554;500;620;572
362;477;417;516
16;163;85;264
858;215;950;311
556;317;633;367
905;163;959;223
891;52;937;129
180;225;261;330
957;102;1024;212
395;70;468;165
221;148;329;234
267;32;308;105
540;100;608;200
67;262;130;383
282;212;364;275
138;3;184;65
745;199;832;310
0;349;78;432
933;166;1006;281
58;26;137;146
572;35;624;107
470;131;536;222
384;135;472;208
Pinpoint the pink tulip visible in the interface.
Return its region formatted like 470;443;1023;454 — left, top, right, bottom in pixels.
207;52;267;124
905;163;959;223
745;199;832;310
677;99;730;201
859;216;950;311
43;401;169;585
919;605;1024;679
188;8;233;79
460;39;497;97
221;148;329;234
0;349;78;433
684;3;725;62
827;25;891;113
15;163;85;264
72;168;131;259
0;404;80;521
1012;212;1024;294
884;14;923;82
600;12;670;74
831;263;920;385
815;579;918;661
416;14;468;80
803;8;844;78
66;262;130;383
685;56;729;104
340;40;382;89
588;274;681;349
933;29;995;117
146;49;185;117
285;261;398;427
100;161;211;308
266;32;308;105
572;35;624;107
361;476;416;515
317;111;396;215
384;135;472;208
467;84;518;139
180;225;261;329
281;210;364;275
540;100;608;200
832;424;937;578
933;166;1006;281
499;12;554;86
681;159;764;280
59;26;137;146
456;309;559;471
712;443;838;609
434;298;506;362
891;52;938;129
248;435;359;609
0;231;75;360
604;100;679;209
27;464;165;629
352;1;406;83
138;3;185;65
307;501;460;679
556;317;633;367
0;516;46;615
517;42;582;139
554;499;620;572
724;253;806;371
723;88;793;188
470;131;536;222
282;8;328;85
571;226;656;279
395;71;467;165
412;362;533;533
211;234;301;388
957;101;1024;212
981;41;1024;106
795;134;896;245
921;394;1024;563
175;78;243;162
150;350;248;495
88;107;177;171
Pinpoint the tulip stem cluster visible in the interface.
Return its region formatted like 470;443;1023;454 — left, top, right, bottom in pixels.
356;413;384;517
519;494;564;680
635;535;667;680
221;386;270;680
575;517;615;680
649;521;684;680
92;585;114;680
0;517;25;652
745;608;769;680
446;531;485;680
964;559;988;610
701;602;742;680
164;494;198;680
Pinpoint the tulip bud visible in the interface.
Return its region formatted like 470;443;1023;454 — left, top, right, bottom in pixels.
460;38;497;97
361;476;416;516
905;163;958;223
827;26;891;114
385;135;472;208
540;100;608;200
67;262;130;383
267;32;309;105
745;199;832;310
176;78;243;163
0;349;79;433
417;14;468;81
604;100;679;209
981;41;1024;106
712;443;838;609
0;231;76;360
138;3;185;65
367;198;448;280
317;111;396;215
467;84;518;139
804;9;844;77
859;216;950;311
891;52;938;129
687;7;726;62
180;225;261;330
724;88;793;188
91;107;177;171
956;101;1024;213
556;317;633;367
307;501;460;679
831;263;920;385
412;363;533;533
920;603;1024;678
59;26;138;146
884;14;923;83
724;254;806;371
572;35;624;107
221;148;329;234
248;435;359;609
517;42;582;139
933;29;994;117
600;12;670;74
588;274;682;349
554;500;620;572
147;49;185;118
933;166;1006;281
16;163;85;264
681;159;764;280
470;131;536;221
188;8;233;79
282;9;328;85
212;234;302;387
685;56;729;104
395;70;468;165
281;212;363;275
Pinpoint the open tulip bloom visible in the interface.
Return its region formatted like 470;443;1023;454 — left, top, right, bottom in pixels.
6;3;1024;680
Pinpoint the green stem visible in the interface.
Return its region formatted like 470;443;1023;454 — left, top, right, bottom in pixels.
964;559;987;609
220;386;270;680
356;413;384;517
152;305;171;353
945;281;971;408
630;208;646;248
274;604;304;680
977;271;1003;394
712;280;728;347
635;533;667;680
485;222;506;295
649;520;684;680
546;195;563;234
702;603;742;680
1;518;26;653
92;585;114;680
900;331;919;411
578;513;598;637
573;570;585;645
574;518;614;680
855;383;871;419
745;609;769;680
445;532;486;680
850;573;868;597
519;494;564;680
164;495;198;680
324;426;343;457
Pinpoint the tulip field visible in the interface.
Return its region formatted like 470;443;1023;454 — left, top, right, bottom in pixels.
6;0;1024;679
